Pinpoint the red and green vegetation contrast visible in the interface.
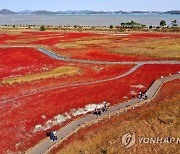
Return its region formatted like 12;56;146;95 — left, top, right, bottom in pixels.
0;30;180;153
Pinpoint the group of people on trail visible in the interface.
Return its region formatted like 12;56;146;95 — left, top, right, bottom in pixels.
138;91;148;100
47;90;150;141
49;130;57;142
49;103;108;141
93;103;108;116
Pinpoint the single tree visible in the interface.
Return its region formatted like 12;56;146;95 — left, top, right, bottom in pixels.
149;25;153;29
40;25;45;31
120;22;125;28
160;20;166;27
131;20;135;24
110;25;114;29
171;20;178;27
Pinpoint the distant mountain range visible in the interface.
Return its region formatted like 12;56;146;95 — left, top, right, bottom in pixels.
0;9;15;15
0;9;180;15
163;10;180;14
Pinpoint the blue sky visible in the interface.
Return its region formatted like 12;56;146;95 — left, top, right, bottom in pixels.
1;0;180;11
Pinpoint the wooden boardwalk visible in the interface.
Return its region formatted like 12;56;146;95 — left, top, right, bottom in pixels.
25;73;180;154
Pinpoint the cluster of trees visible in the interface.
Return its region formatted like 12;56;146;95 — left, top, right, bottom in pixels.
108;19;178;29
120;21;146;28
38;19;178;31
40;25;45;31
159;19;178;27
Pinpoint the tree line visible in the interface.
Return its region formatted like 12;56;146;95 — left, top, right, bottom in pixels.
38;19;179;31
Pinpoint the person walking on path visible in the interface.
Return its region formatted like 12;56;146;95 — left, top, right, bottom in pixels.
49;130;58;142
138;91;143;99
52;130;58;142
94;108;98;116
104;102;107;111
98;108;102;116
143;92;148;100
49;131;54;141
141;92;148;100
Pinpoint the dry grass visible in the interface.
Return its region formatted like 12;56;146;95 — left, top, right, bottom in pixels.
0;30;23;35
76;36;113;44
76;39;112;45
75;36;113;41
1;29;180;59
55;42;85;49
2;66;80;84
5;38;42;44
108;38;180;59
55;36;113;49
5;35;65;44
53;80;180;154
54;34;180;59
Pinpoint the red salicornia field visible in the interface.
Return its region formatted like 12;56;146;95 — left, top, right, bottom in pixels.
0;30;180;153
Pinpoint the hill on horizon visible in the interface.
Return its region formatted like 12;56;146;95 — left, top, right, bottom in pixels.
0;9;180;15
0;9;15;15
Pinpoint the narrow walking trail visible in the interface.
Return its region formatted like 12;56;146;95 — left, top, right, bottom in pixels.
25;73;180;154
0;64;142;104
1;46;180;104
1;45;180;65
1;46;180;153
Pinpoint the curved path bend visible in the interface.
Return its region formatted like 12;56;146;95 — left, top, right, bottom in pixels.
0;64;142;104
1;46;180;153
1;45;180;65
25;73;180;154
37;47;180;65
1;46;180;104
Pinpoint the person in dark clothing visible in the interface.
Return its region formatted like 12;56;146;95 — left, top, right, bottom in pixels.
49;130;58;142
94;108;98;116
49;131;54;141
98;108;102;116
144;92;148;100
104;103;107;111
52;130;57;142
138;91;143;99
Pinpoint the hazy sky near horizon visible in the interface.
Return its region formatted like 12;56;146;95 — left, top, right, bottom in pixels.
1;0;180;11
